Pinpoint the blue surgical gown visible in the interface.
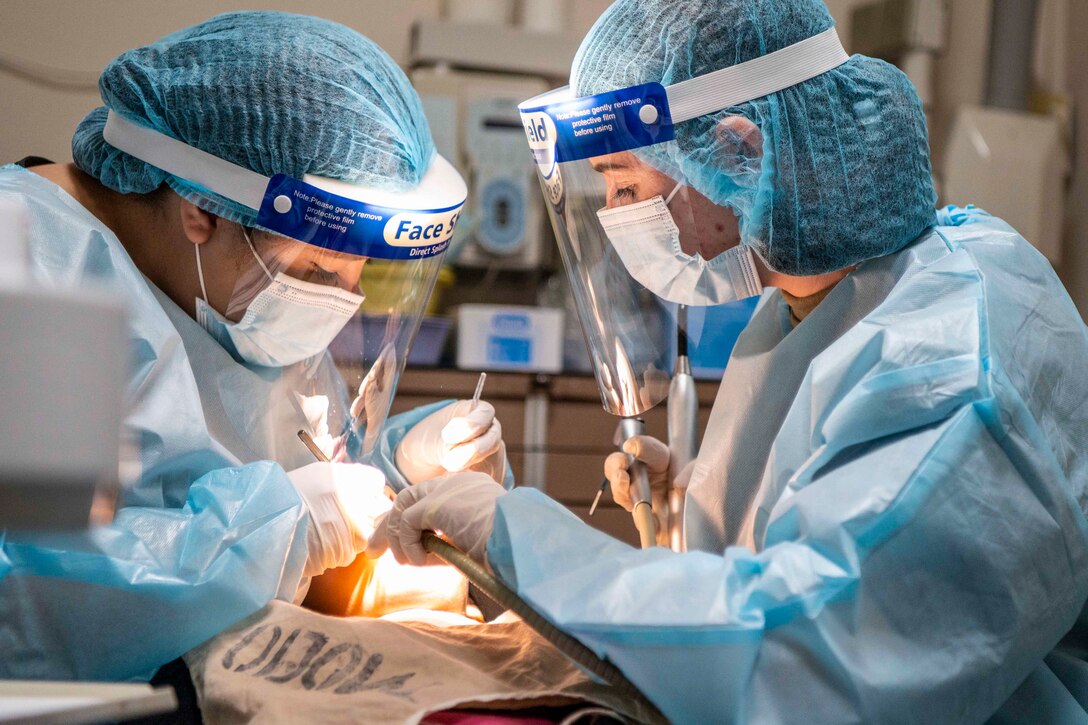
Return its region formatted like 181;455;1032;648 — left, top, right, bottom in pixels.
488;206;1088;723
0;165;439;681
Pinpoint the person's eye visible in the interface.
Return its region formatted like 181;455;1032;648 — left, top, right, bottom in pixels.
612;186;636;203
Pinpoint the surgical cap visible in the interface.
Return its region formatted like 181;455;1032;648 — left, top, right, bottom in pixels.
572;0;937;276
72;11;435;227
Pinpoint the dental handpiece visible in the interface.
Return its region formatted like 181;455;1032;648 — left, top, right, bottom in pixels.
667;306;698;552
618;416;657;549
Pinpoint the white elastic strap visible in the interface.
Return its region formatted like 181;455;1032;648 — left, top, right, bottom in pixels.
664;182;683;207
103;111;269;211
102;110;467;214
240;227;275;283
665;27;850;124
195;244;209;303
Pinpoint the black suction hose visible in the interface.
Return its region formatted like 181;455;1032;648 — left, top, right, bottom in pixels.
421;532;663;720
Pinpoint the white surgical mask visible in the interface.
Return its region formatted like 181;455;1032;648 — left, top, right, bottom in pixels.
195;229;364;368
596;184;762;306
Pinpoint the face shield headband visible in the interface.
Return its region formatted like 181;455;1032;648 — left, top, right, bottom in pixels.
102;111;467;262
519;27;848;173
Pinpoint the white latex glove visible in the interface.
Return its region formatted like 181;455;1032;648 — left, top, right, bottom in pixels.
350;344;397;423
604;435;672;540
394;400;506;486
367;472;505;567
287;462;393;577
349;344;398;454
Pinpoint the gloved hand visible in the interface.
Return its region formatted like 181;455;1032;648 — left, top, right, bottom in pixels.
367;472;505;567
348;344;398;455
287;462;393;577
604;435;673;541
395;400;506;485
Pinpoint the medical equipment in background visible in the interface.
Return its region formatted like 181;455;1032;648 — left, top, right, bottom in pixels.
0;199;178;724
410;71;549;271
409;0;584;272
0;199;127;530
666;306;698;552
414;1;579;79
940;0;1069;264
455;304;563;373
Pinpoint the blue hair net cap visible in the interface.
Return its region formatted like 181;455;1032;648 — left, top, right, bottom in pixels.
73;11;435;227
572;0;937;276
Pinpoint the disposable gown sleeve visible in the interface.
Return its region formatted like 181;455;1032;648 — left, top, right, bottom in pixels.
0;461;309;681
488;401;1088;723
370;400;515;493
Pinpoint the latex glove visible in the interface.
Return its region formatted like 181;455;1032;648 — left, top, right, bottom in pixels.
296;393;337;460
394;400;506;485
604;435;672;540
349;344;398;455
287;462;393;577
368;472;505;567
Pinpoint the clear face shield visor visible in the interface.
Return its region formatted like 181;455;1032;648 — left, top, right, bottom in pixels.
104;112;466;469
519;28;848;416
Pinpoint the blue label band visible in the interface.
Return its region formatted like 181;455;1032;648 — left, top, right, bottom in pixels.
257;175;462;261
520;83;675;166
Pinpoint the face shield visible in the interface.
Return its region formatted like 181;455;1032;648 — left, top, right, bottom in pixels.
519;29;848;416
103;112;465;467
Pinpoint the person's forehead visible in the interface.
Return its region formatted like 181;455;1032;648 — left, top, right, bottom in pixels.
264;236;362;263
305;247;363;263
591;150;656;171
589;152;670;182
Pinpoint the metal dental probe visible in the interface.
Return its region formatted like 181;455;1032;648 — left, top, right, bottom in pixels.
297;429;330;463
470;371;487;410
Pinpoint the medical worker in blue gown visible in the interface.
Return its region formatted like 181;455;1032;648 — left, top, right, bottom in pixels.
0;12;508;682
383;0;1088;722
